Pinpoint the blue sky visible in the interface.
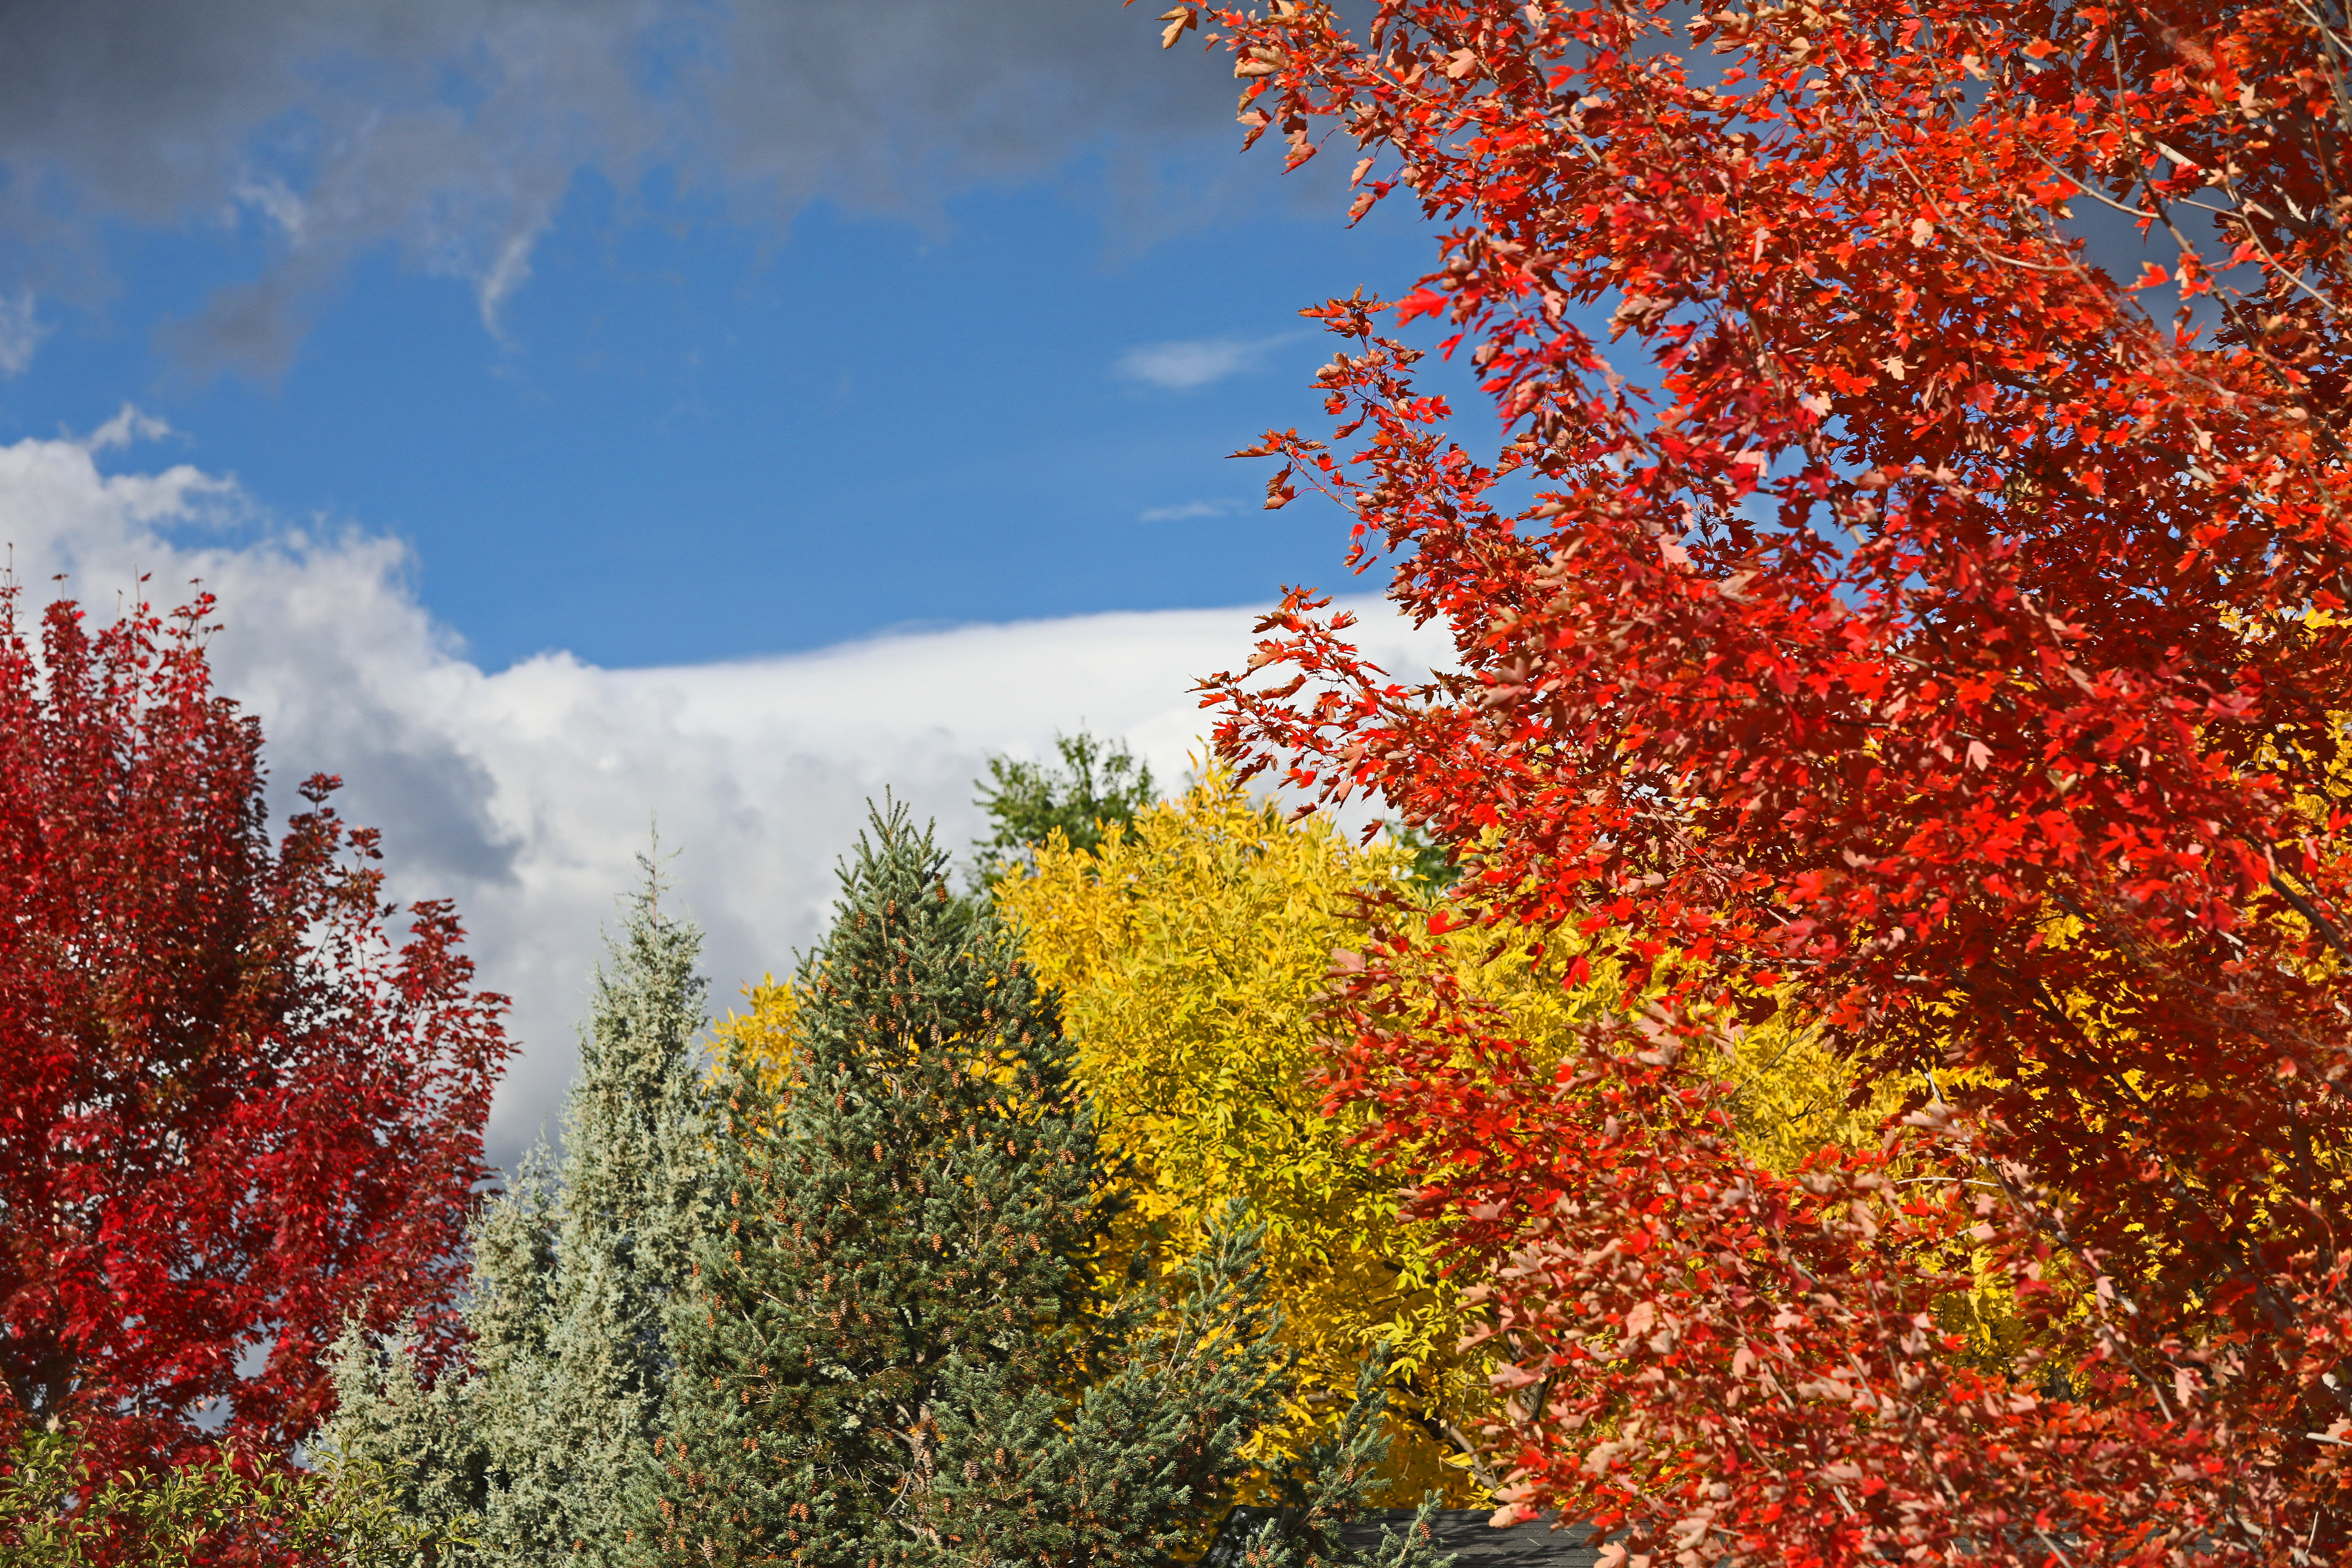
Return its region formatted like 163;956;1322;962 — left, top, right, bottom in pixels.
0;0;1458;670
0;0;2210;1152
0;0;1486;1148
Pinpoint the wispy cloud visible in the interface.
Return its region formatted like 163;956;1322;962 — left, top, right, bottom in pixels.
1114;333;1289;392
0;293;48;377
0;419;1453;1170
1138;499;1231;523
0;0;1240;377
232;174;306;241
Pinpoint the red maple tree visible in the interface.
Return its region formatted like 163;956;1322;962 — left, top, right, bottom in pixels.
1187;0;2352;1560
0;585;509;1478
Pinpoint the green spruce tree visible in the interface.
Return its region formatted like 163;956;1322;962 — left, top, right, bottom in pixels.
331;861;709;1567
642;803;1435;1568
644;802;1103;1563
1208;1353;1450;1568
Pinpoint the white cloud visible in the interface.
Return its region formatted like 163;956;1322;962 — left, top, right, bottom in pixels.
1115;334;1289;392
0;422;1450;1171
0;292;49;377
232;174;307;242
86;402;178;452
1138;499;1232;523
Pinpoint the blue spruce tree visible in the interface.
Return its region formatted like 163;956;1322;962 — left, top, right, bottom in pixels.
331;861;709;1567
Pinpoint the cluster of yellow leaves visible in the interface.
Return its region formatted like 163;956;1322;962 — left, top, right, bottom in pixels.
995;771;1505;1504
715;974;797;1090
1710;992;2027;1361
1711;1006;1902;1177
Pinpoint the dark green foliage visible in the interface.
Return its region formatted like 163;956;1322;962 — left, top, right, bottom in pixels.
972;731;1155;879
642;803;1325;1567
905;1221;1286;1564
1385;824;1463;897
644;803;1100;1563
1213;1356;1453;1568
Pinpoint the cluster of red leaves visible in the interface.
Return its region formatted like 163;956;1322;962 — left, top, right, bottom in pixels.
1182;0;2352;1560
0;587;508;1485
1329;935;2258;1564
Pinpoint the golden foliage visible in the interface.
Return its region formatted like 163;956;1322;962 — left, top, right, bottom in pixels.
997;772;1499;1504
714;972;799;1094
1712;1003;1903;1176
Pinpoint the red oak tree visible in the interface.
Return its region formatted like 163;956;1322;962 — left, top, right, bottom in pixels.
0;586;509;1479
1186;0;2352;1561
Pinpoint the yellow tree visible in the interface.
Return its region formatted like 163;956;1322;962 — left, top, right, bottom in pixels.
712;975;796;1090
996;772;1511;1503
1000;769;1906;1501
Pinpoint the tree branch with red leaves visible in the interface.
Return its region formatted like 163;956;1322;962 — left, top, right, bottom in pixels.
0;584;510;1511
1181;0;2352;1559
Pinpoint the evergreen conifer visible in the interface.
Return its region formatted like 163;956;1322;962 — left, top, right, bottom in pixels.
323;1152;555;1564
642;804;1438;1568
331;863;709;1567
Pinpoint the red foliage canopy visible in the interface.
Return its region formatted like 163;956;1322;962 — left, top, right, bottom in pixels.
1190;0;2352;1560
0;587;508;1472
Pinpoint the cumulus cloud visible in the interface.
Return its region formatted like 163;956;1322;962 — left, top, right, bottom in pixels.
0;422;1449;1171
1115;334;1295;392
0;1;1247;374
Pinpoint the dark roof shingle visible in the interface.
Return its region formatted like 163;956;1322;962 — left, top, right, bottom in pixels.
1212;1509;1597;1567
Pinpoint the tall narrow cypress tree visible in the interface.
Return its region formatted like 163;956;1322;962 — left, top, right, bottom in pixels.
332;863;708;1567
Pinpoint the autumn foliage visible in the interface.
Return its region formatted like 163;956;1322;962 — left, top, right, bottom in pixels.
0;588;509;1483
1188;0;2352;1560
998;774;1484;1500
